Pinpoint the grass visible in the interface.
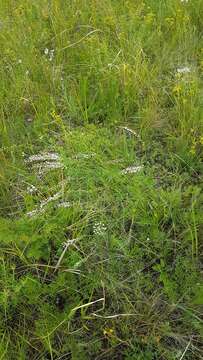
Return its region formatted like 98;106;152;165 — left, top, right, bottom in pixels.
0;0;203;359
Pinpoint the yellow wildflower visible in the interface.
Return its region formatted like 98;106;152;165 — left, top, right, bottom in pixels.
173;84;182;94
199;136;203;145
189;144;196;155
103;328;114;337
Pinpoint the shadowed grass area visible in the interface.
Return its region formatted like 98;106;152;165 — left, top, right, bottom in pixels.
0;1;202;359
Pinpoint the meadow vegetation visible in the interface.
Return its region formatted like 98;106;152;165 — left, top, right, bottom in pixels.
0;0;202;359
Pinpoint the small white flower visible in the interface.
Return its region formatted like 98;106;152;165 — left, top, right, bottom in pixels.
18;59;22;64
37;161;63;170
177;66;191;74
49;49;55;61
27;208;45;218
62;239;77;248
119;126;138;137
25;152;63;175
27;184;37;194
26;191;62;217
25;70;29;76
26;117;33;123
25;152;60;163
43;47;55;61
33;162;63;175
93;222;107;236
57;201;71;208
39;191;61;208
121;165;143;174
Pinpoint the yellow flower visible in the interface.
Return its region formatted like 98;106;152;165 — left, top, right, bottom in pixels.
173;84;182;94
189;145;196;155
199;136;203;145
103;328;114;337
51;110;62;123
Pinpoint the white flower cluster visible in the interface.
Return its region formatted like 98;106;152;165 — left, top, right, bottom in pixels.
34;162;63;174
62;239;77;248
25;152;63;175
27;184;37;194
25;152;60;163
57;201;71;208
121;165;143;175
39;191;61;208
44;48;55;61
119;126;138;137
177;66;191;74
93;222;107;236
26;191;62;218
26;208;44;218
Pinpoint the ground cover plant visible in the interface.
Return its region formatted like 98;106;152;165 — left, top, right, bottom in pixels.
0;0;203;359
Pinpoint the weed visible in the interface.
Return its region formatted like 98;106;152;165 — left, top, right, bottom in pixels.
0;1;202;359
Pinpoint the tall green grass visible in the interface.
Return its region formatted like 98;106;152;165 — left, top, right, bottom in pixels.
0;1;202;359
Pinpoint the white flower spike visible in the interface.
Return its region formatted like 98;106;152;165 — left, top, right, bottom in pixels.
121;165;143;175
